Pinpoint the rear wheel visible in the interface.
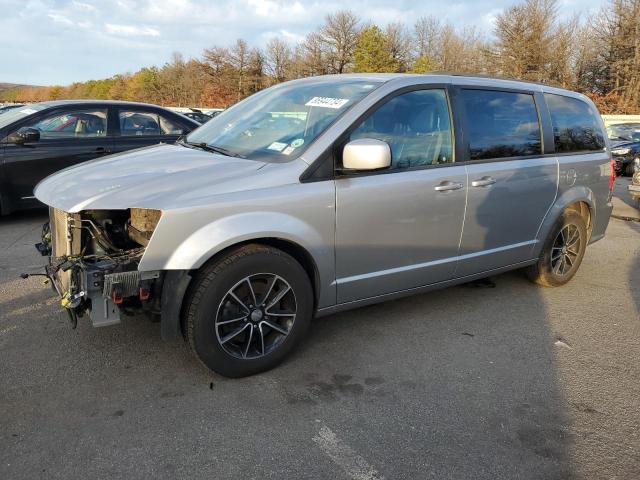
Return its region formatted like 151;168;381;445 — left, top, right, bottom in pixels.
526;210;587;287
184;244;313;377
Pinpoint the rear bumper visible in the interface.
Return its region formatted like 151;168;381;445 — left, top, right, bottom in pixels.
589;200;613;244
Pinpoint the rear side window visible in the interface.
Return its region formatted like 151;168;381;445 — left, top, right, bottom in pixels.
544;94;605;153
460;89;541;160
119;111;186;136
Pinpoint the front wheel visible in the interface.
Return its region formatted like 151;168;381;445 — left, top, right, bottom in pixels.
526;210;588;287
184;244;313;377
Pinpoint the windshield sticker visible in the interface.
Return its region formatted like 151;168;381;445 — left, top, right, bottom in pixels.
19;108;38;115
267;141;287;152
282;146;295;155
291;138;304;148
305;97;349;109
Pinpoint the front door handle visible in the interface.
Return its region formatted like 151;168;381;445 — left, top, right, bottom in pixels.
434;181;464;192
471;176;496;187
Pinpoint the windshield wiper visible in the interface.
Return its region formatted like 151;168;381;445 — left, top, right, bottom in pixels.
180;140;244;158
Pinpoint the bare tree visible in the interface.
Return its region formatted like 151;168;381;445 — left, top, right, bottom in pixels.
319;10;361;73
202;46;229;76
590;0;640;109
247;47;265;93
266;37;293;83
413;16;441;60
301;32;329;76
491;0;574;85
228;39;250;100
385;22;412;71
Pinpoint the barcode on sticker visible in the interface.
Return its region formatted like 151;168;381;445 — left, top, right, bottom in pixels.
305;97;349;109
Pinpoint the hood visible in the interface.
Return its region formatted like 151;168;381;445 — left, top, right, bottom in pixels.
610;140;639;149
34;143;268;212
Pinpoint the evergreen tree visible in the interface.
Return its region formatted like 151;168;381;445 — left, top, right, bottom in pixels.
353;26;399;73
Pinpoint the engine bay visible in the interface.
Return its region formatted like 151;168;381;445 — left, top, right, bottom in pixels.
38;208;162;327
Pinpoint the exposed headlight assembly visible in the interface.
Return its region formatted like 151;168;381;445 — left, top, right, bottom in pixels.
611;147;631;155
127;208;162;246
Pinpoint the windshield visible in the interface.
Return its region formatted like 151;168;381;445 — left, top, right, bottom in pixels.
186;78;382;160
0;104;46;130
608;124;640;142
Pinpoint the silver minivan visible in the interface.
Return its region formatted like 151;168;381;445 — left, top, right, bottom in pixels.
34;74;614;377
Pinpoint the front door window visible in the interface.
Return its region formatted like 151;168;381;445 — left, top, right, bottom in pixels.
27;110;107;139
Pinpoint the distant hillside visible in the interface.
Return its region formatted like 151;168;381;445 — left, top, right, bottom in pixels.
0;83;40;102
0;82;35;92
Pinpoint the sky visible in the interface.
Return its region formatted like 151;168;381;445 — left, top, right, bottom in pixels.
0;0;607;86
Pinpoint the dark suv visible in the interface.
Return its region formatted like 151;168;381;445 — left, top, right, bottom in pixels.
0;100;199;214
608;123;640;176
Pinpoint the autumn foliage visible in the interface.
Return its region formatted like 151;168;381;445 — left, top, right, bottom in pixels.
2;0;638;114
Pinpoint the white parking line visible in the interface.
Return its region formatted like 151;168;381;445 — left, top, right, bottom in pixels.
313;425;384;480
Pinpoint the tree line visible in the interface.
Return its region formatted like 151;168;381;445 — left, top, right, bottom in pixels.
2;0;639;114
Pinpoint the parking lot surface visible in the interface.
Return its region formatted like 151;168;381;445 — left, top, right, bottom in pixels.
1;183;639;479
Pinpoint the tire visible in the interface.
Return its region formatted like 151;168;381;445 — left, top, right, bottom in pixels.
526;210;588;287
625;161;636;177
184;244;313;377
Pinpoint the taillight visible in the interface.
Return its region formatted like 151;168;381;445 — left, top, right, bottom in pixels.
609;158;616;192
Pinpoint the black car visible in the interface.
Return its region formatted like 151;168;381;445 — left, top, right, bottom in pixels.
0;100;199;214
608;122;640;176
182;109;213;124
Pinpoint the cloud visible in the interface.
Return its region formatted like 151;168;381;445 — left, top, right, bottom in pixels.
0;0;608;85
72;1;97;11
247;0;278;16
105;23;161;37
47;13;74;25
480;8;503;30
261;29;306;44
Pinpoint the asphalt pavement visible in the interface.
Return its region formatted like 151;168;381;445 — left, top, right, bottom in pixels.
1;182;639;479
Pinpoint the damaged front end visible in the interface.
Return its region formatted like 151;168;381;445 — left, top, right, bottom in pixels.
37;207;162;328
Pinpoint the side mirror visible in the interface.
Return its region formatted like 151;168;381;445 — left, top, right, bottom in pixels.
8;127;40;145
342;138;391;171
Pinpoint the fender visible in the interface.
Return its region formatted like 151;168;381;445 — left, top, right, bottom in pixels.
140;210;336;308
530;185;596;258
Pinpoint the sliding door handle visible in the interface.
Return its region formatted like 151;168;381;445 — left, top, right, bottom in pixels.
434;181;464;192
471;177;496;187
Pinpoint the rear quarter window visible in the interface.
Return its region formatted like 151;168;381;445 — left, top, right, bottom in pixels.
119;110;187;136
544;93;605;153
459;89;541;161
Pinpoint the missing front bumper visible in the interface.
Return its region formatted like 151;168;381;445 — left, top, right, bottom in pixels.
37;208;161;328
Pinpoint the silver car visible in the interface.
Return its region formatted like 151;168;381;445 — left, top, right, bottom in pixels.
34;74;614;377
